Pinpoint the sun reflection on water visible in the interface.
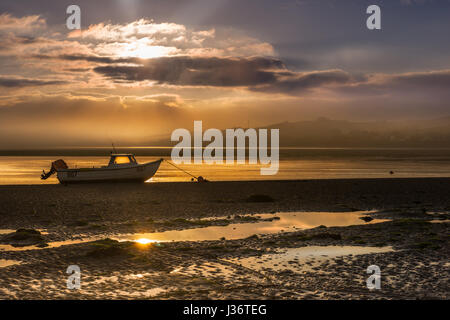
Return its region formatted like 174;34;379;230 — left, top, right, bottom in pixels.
134;238;157;245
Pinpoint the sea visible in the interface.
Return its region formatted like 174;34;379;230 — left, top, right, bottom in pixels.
0;148;450;185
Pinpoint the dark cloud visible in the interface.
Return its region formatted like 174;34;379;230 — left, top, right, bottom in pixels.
251;70;353;94
390;70;450;89
91;54;352;93
93;56;285;87
333;70;450;98
89;53;449;97
86;53;353;93
33;54;137;64
59;54;136;64
21;52;450;100
64;68;92;73
0;77;67;88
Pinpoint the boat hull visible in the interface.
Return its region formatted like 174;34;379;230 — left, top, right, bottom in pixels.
56;159;162;184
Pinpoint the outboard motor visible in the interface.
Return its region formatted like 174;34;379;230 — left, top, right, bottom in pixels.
41;159;68;180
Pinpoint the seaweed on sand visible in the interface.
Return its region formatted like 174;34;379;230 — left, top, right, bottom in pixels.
86;238;132;258
0;229;46;246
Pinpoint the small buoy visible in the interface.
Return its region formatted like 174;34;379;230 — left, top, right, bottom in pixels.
197;176;208;182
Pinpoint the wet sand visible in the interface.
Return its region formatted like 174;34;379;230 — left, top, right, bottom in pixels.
0;178;449;299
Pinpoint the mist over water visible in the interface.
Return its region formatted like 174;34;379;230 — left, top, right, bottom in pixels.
1;148;450;185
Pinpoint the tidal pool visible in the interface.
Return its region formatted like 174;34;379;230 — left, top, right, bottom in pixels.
116;211;387;243
0;229;17;235
0;211;388;251
226;245;394;273
0;259;22;268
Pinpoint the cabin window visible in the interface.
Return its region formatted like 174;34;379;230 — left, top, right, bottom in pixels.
114;156;131;164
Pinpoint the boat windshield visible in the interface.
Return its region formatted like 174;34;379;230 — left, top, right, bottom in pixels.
107;154;138;166
114;156;132;164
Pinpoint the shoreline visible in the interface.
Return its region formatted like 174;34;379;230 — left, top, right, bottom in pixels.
0;178;449;299
2;175;450;186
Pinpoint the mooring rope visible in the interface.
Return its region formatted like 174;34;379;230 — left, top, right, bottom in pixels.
164;159;199;180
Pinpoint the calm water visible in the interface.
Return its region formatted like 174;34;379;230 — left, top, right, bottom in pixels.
226;246;394;274
0;211;386;251
118;211;387;243
1;148;450;184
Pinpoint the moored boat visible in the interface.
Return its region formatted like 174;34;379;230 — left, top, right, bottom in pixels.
41;154;163;184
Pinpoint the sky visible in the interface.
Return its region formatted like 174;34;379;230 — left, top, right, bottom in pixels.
0;0;449;147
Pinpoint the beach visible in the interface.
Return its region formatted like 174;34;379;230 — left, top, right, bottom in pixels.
0;178;449;299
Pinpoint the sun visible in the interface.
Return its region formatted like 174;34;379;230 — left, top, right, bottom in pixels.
119;39;177;59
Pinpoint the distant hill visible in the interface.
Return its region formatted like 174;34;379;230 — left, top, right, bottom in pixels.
148;117;450;148
266;117;450;147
